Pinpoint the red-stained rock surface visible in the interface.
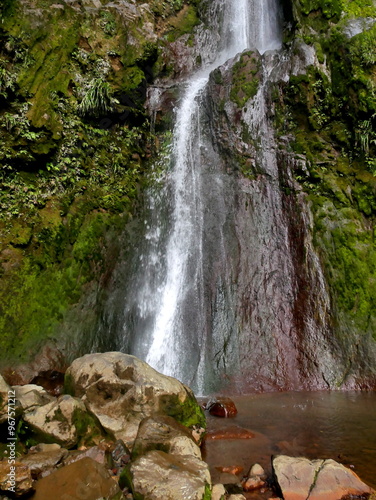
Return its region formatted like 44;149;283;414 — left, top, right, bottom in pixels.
215;465;244;475
205;425;255;440
242;475;266;491
206;397;238;418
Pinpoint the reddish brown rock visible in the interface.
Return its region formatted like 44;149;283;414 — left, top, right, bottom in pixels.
242;476;265;491
206;397;238;418
205;425;255;440
1;344;66;396
215;465;244;476
32;457;121;500
309;458;374;500
0;460;34;497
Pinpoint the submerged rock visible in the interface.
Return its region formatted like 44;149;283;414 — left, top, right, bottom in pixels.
65;352;205;447
120;449;211;500
204;425;255;440
272;455;374;500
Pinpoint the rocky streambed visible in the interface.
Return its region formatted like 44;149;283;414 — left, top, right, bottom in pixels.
0;352;374;500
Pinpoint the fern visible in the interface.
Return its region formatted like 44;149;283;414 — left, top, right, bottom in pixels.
78;78;114;117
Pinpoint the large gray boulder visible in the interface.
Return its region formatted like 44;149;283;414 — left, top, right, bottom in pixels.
272;455;374;500
65;352;205;447
23;394;103;448
121;449;211;500
132;415;202;460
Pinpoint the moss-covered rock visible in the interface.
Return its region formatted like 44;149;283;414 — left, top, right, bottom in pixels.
275;0;376;383
65;352;206;447
22;394;105;448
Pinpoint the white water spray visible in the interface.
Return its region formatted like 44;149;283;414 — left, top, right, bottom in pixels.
124;0;282;391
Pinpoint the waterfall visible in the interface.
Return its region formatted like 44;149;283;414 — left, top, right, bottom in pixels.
117;0;283;393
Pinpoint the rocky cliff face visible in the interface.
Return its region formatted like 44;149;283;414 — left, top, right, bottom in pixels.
1;0;376;391
195;0;376;390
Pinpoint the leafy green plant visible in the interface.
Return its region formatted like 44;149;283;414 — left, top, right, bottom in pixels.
78;78;116;117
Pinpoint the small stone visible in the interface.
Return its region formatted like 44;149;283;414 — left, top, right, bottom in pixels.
242;476;265;491
216;465;243;476
249;463;265;476
212;483;226;500
206;397;238;418
192;426;205;444
110;439;131;467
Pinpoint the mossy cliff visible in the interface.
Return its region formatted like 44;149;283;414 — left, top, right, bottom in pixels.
0;0;202;365
275;0;376;383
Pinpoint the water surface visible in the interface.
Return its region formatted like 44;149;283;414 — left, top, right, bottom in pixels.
203;392;376;495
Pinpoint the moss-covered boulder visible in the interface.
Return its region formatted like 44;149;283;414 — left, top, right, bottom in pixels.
65;352;206;448
23;394;105;448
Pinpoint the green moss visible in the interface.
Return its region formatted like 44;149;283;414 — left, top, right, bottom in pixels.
63;373;75;397
119;465;143;500
203;484;212;500
159;392;206;430
72;407;104;447
230;52;260;108
166;5;200;42
274;2;376;344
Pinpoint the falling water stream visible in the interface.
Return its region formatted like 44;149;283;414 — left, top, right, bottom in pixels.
119;0;283;393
